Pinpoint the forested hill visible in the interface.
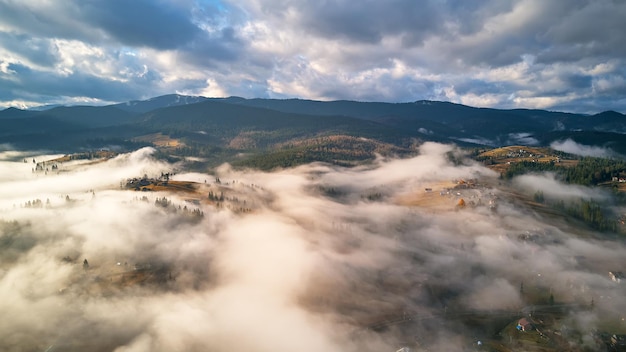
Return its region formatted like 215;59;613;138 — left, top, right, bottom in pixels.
213;97;603;132
138;99;416;147
1;94;625;167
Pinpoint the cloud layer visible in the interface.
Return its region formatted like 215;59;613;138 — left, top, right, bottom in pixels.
1;144;624;351
0;0;625;113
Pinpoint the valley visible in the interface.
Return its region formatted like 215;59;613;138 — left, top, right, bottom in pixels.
1;96;626;351
7;144;623;351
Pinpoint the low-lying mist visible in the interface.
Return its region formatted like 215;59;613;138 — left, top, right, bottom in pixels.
0;143;624;351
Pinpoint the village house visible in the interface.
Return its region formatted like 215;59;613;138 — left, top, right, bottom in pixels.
610;334;626;350
609;271;624;283
516;317;534;332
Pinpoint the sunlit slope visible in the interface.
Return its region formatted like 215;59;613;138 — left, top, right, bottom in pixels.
137;99;416;147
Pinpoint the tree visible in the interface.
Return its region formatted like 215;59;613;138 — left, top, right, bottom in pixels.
533;191;544;203
549;293;554;305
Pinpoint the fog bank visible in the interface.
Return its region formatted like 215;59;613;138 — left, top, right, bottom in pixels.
0;143;624;351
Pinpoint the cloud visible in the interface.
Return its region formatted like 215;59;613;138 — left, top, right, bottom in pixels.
418;127;433;135
453;137;495;146
513;172;610;202
1;143;624;350
465;277;523;311
280;0;444;46
550;138;616;158
507;132;539;146
0;31;59;68
0;0;625;112
79;0;201;50
0;61;152;103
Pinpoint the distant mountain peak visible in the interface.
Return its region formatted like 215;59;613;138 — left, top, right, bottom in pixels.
3;107;24;112
595;110;624;117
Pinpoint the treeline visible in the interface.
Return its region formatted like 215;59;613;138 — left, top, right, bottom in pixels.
557;198;617;232
231;136;413;170
174;144;223;157
534;192;617;232
505;156;626;233
503;161;559;179
561;157;626;185
503;157;626;186
231;146;373;170
151;196;204;219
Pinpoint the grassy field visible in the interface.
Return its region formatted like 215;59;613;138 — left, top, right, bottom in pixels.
479;146;552;159
137;180;198;193
45;150;117;164
132;132;184;147
477;145;578;175
395;181;460;211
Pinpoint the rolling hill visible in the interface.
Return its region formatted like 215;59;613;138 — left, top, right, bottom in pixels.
1;94;625;168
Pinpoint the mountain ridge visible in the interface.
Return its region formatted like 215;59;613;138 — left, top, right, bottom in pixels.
2;94;626;167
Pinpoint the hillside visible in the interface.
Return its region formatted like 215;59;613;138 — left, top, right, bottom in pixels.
4;126;626;352
137;99;416;149
214;98;589;140
1;94;625;169
230;135;412;170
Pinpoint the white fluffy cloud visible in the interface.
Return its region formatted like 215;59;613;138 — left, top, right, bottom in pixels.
551;138;617;158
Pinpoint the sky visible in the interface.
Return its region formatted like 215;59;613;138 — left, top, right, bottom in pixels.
0;0;625;113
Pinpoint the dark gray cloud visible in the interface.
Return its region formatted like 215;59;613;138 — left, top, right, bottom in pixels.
298;0;443;45
78;0;201;50
0;0;203;49
0;1;98;42
537;1;626;62
442;0;515;36
0;62;155;102
180;27;243;66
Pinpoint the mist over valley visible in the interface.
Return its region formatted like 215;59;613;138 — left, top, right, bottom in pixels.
2;124;626;350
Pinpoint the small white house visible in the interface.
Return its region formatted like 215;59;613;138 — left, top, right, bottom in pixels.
609;271;624;283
